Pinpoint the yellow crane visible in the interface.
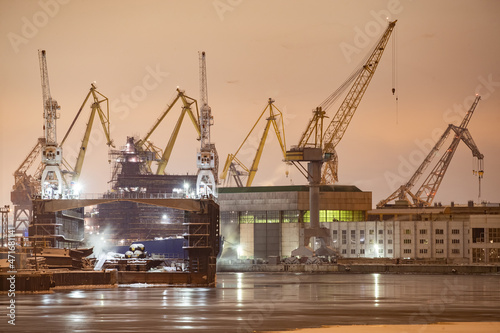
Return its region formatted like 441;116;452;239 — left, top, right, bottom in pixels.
283;21;397;253
11;83;114;230
60;83;114;186
286;20;397;184
220;98;286;187
134;88;200;175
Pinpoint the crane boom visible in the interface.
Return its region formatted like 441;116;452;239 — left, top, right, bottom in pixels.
321;20;397;183
39;50;60;146
156;91;200;175
196;51;218;197
38;50;65;199
377;95;483;207
131;88;200;175
323;22;397;149
285;21;397;186
220;98;287;187
60;84;114;184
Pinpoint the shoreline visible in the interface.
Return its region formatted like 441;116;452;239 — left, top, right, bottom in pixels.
259;322;500;333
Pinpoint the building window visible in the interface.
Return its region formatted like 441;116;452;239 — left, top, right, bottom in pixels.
387;229;393;235
221;211;239;224
404;239;411;244
419;249;428;254
436;229;444;235
354;210;365;221
303;211;310;223
332;230;338;243
452;249;460;254
360;249;365;254
351;230;356;243
472;248;485;263
378;239;383;244
267;211;279;223
452;229;460;235
351;249;356;255
436;239;444;244
436;249;444;254
387;239;393;245
239;212;254;224
369;230;374;235
403;249;411;254
254;211;266;223
472;228;484;243
378;229;384;235
369;239;374;245
405;229;411;234
419;229;427;235
419;239;428;244
340;210;354;222
452;239;460;244
388;249;393;254
360;230;365;244
342;249;347;254
282;210;299;223
342;230;347;245
378;249;384;254
488;228;500;243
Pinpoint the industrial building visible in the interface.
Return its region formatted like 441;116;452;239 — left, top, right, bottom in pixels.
218;185;372;259
219;186;500;264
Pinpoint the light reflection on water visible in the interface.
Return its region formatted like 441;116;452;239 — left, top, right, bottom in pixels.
1;273;499;333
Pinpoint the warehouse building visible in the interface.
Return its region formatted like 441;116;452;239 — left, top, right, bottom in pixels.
219;186;500;264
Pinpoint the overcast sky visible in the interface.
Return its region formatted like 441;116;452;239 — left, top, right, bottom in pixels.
1;0;499;209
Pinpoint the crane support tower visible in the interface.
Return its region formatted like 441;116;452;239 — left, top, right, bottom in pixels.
196;51;218;198
377;94;484;207
220;98;287;187
38;50;65;199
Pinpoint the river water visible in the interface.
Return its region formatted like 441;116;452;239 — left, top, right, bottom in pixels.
1;272;499;332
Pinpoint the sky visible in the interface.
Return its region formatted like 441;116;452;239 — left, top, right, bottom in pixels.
1;0;499;210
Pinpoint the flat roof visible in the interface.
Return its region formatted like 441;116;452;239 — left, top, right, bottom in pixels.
218;185;364;194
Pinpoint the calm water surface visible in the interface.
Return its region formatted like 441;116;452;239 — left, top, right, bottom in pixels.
1;272;499;332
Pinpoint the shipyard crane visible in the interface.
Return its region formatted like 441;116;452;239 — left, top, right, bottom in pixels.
284;21;396;257
377;95;484;208
220;98;287;187
286;20;397;184
133;88;200;175
11;138;45;232
59;83;114;187
196;51;218;197
38;50;66;199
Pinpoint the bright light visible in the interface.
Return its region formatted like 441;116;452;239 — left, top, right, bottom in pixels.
237;245;243;258
73;182;83;194
162;214;167;219
184;182;189;190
